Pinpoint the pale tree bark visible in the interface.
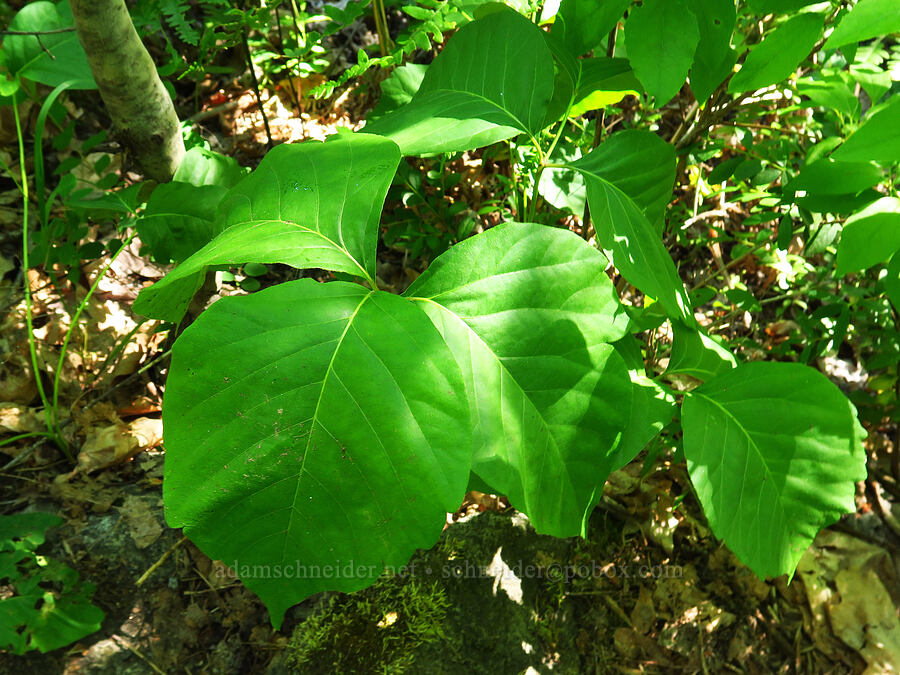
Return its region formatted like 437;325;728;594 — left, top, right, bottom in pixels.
69;0;185;181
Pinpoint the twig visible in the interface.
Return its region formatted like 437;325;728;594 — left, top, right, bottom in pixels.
0;28;77;35
111;636;167;675
241;31;274;149
136;536;187;586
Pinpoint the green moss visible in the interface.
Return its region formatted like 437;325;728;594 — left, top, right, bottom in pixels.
287;576;449;674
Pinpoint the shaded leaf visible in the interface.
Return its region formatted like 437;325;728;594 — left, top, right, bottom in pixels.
404;222;632;536
133;134;401;322
832;96;900;165
690;0;737;103
682;362;866;578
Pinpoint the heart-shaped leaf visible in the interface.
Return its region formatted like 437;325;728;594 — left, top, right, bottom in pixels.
682;361;866;578
404;222;632;536
163;279;472;627
133;133;401;322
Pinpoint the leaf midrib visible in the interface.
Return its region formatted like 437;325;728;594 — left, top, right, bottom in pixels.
280;291;374;564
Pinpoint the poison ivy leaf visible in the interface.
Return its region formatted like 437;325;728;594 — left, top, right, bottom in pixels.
825;0;900;50
612;336;676;467
667;322;737;381
368;63;428;118
568;131;693;324
885;249;900;313
133;134;401;322
174;147;244;189
728;13;823;94
682;362;866;578
538;144;585;215
624;0;700;104
835;197;900;275
569;57;641;116
796;74;860;120
136;182;227;264
3;1;96;88
744;0;814;13
784;158;882;197
832;96;900;165
163;279;472;627
404;222;632;537
27;593;104;653
366;9;554;155
689;0;737;103
550;0;630;58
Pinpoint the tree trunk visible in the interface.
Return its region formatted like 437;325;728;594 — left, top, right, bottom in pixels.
69;0;185;182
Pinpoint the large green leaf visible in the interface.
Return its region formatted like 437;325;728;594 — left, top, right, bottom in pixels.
568;131;693;324
682;362;866;578
624;0;700;104
667;322;737;381
550;0;631;58
135;182;227;264
174;147;244;189
163;279;472;627
3;1;95;88
728;13;823;94
569;57;641;116
832;96;900;165
133;134;401;322
404;222;632;536
835;197;900;275
365;9;554;155
825;0;900;50
689;0;737;103
783;158;882;198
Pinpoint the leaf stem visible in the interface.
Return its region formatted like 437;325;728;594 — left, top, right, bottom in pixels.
13;91;64;456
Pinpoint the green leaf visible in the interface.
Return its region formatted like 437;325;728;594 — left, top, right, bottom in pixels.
624;0;700;104
133;134;401;322
885;249;900;313
3;1;96;88
569;131;693;324
136;182;228;264
667;322;737;381
369;63;428;118
682;362;866;578
366;9;554;155
832;96;900;165
728;13;823;94
784;158;882;197
550;0;630;58
569;57;641;116
0;513;61;550
825;0;900;50
796;74;861;120
163;279;472;627
744;0;814;13
689;0;737;103
404;222;632;536
612;336;676;466
27;593;104;653
835;197;900;275
174;147;245;188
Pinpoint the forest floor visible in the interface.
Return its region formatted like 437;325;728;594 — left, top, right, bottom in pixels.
1;58;899;675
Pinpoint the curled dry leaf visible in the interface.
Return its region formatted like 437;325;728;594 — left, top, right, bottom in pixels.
76;416;163;474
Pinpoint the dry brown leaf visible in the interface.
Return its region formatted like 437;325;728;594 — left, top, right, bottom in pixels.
119;494;163;549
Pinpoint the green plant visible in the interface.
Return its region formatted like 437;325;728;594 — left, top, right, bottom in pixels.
42;0;900;631
0;512;104;654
